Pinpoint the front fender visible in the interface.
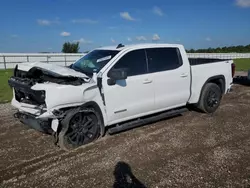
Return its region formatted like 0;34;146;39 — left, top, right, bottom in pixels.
32;83;107;127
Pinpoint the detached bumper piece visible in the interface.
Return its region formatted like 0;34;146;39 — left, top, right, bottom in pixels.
8;77;46;106
14;112;52;134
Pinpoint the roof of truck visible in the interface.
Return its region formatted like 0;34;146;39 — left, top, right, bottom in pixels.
96;43;183;51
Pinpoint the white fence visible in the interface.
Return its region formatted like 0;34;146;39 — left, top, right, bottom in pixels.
1;53;250;70
0;53;85;70
188;53;250;59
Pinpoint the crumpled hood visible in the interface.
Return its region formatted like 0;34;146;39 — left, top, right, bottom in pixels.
17;62;88;78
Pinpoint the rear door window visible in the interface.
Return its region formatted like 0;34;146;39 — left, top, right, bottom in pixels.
146;48;183;73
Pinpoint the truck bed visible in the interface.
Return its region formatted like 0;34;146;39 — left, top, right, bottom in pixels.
189;58;230;66
188;58;233;104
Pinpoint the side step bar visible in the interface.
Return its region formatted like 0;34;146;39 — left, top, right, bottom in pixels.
108;108;188;135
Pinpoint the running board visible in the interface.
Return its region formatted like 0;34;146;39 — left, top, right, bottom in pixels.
108;108;188;135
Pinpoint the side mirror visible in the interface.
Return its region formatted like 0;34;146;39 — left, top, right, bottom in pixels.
107;68;128;85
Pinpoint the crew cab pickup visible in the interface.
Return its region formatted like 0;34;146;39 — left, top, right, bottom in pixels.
8;43;235;150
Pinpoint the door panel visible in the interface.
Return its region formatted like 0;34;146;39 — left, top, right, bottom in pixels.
151;67;190;110
103;74;154;124
146;48;190;110
102;49;154;125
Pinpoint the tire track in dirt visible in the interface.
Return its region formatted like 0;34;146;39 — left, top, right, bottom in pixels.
1;84;250;187
0;115;184;183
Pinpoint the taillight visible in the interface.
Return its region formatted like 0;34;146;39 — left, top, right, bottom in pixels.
231;63;236;78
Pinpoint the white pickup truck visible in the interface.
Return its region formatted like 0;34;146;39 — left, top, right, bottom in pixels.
8;43;235;150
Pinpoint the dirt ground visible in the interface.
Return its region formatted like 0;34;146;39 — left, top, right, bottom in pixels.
1;74;250;188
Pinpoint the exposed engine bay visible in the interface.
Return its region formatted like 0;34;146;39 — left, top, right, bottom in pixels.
8;65;91;106
12;65;88;86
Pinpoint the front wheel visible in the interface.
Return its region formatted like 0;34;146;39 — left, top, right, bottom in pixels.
58;108;101;151
197;83;222;113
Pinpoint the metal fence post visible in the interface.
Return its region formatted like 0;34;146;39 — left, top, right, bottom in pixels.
64;55;67;66
27;56;29;62
3;55;6;70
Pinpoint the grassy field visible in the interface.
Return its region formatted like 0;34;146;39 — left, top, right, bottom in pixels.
0;69;13;103
234;58;250;71
0;58;249;103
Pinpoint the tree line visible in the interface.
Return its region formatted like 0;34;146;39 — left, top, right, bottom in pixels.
60;42;250;54
187;44;250;53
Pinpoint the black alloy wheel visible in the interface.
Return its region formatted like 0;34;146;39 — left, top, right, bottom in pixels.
66;112;99;146
197;83;222;113
206;90;220;108
58;108;100;150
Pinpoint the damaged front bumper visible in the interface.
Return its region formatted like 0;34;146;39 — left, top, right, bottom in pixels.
11;98;46;115
11;98;53;133
9;76;58;119
11;98;62;133
14;111;53;134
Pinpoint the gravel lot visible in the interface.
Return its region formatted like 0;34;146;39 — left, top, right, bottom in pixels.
0;75;250;188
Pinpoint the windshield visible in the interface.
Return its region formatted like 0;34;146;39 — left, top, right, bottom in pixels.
71;50;119;75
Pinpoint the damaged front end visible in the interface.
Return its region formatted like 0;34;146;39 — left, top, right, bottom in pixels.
9;76;46;106
8;64;92;134
13;64;87;86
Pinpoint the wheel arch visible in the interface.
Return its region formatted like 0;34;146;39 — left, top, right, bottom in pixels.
81;101;105;137
203;75;226;93
197;75;226;104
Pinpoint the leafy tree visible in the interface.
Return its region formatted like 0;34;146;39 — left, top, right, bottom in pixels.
62;42;80;53
189;49;195;53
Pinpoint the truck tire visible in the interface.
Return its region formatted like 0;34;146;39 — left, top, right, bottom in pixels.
197;83;222;113
58;108;101;151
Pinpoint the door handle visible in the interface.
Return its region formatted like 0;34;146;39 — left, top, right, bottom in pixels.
180;73;188;78
143;79;152;84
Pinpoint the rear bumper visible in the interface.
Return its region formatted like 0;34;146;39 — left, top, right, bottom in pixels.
14;111;52;134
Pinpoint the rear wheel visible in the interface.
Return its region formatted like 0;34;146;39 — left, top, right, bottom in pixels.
58;108;100;151
197;83;222;113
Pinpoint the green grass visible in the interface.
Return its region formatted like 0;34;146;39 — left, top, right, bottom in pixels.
0;69;13;103
234;58;250;71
